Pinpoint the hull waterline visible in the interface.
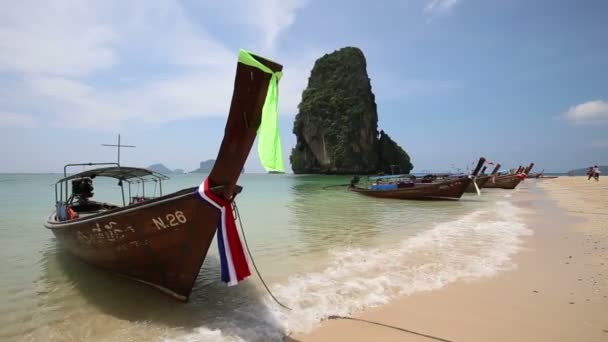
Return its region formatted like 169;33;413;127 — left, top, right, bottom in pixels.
349;177;472;200
464;176;491;193
45;189;218;301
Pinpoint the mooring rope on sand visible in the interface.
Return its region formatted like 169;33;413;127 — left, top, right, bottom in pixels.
327;316;455;342
566;210;608;216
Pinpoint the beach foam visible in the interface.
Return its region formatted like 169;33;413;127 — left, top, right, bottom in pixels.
169;200;532;342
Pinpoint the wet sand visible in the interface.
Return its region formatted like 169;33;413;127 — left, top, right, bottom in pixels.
291;177;608;342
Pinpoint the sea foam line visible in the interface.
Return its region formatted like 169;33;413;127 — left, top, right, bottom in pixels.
170;200;532;341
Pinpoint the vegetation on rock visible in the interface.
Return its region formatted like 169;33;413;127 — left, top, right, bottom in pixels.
290;47;413;174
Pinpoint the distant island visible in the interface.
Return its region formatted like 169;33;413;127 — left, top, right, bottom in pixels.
190;159;215;173
147;163;173;174
567;165;607;176
147;160;244;174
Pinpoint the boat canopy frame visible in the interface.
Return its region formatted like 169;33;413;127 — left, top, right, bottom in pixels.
55;163;170;206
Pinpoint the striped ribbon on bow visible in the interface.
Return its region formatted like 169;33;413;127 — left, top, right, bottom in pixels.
197;178;251;285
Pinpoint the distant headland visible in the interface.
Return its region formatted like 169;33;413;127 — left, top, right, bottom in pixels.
146;159;244;174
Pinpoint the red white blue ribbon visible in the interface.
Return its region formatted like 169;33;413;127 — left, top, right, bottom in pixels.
197;178;251;286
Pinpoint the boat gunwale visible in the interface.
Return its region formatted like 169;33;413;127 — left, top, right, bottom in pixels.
44;187;201;228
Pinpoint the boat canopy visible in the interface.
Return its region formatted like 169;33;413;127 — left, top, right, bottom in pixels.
54;166;170;206
57;166;169;184
370;173;465;180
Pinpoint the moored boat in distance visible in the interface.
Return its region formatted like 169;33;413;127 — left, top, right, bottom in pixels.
44;50;283;301
349;157;486;200
484;163;534;189
527;170;559;179
465;163;502;193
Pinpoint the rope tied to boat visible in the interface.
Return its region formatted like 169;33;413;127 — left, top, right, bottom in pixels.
468;175;481;196
232;201;292;311
196;178;292;310
197;178;251;286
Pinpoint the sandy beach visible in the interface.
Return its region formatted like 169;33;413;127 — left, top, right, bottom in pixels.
292;177;608;342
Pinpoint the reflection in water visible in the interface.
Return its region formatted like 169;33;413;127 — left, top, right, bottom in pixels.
28;242;285;341
288;175;476;252
289;177;384;251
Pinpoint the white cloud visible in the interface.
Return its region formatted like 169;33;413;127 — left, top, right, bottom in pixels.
564;100;608;125
199;0;307;52
0;111;36;127
0;0;117;76
425;0;461;14
0;0;309;129
248;0;307;51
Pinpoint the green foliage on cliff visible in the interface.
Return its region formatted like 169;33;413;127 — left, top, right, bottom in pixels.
377;130;413;174
290;47;413;174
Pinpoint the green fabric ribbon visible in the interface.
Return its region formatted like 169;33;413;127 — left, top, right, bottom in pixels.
238;49;284;172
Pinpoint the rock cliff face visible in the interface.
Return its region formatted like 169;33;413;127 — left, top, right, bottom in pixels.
290;47;412;174
377;130;413;174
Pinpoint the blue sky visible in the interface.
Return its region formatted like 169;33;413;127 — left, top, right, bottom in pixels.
1;0;607;173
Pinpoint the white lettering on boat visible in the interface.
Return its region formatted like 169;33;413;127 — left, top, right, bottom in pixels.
129;239;149;248
152;217;167;230
76;222;136;246
153;211;187;230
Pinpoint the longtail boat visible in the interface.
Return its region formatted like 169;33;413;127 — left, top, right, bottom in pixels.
349;157;486;200
465;163;501;193
484;163;534;189
44;50;283;301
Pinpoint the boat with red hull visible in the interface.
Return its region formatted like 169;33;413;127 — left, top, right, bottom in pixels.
484;163;534;190
44;50;283;301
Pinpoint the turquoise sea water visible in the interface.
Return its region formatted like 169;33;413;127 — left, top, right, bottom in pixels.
0;173;532;341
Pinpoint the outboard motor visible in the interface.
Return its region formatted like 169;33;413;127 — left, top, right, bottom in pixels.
350;176;360;187
72;178;94;202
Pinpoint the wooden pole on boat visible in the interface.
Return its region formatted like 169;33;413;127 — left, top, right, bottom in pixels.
208;53;283;199
490;163;501;175
471;157;486;176
480;166;487;175
524;163;535;175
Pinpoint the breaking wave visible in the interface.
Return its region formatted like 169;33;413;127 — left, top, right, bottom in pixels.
169;200;532;342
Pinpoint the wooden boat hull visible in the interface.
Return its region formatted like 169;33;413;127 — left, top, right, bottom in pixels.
464;176;491;193
350;177;472;200
483;175;524;189
45;188;218;301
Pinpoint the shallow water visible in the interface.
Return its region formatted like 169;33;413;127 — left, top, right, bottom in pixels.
0;173;532;341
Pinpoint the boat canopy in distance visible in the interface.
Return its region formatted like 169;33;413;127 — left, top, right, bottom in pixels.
370;174;412;180
57;166;169;184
